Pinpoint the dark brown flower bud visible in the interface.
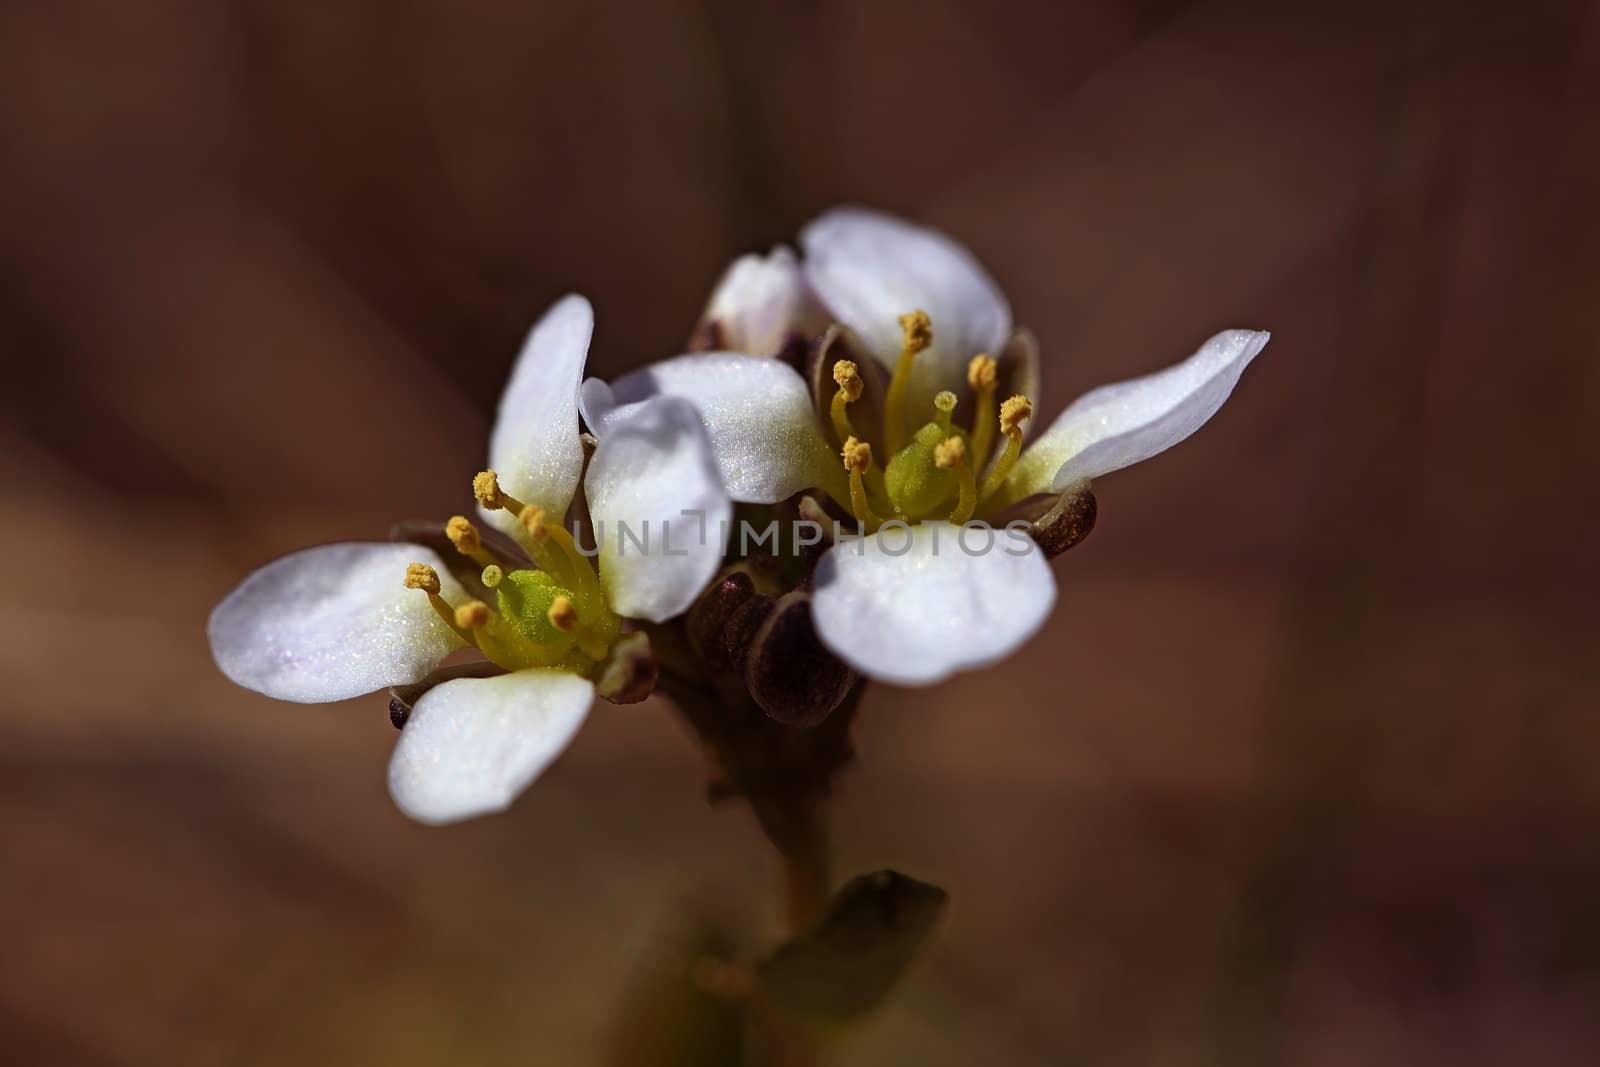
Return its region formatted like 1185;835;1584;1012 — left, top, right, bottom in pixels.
1029;486;1097;558
595;631;659;705
687;570;757;670
743;591;856;726
721;593;776;670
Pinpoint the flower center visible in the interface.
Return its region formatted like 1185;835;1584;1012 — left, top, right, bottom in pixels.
401;471;622;674
830;311;1032;529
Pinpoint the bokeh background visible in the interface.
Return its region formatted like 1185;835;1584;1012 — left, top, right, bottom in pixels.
3;0;1598;1063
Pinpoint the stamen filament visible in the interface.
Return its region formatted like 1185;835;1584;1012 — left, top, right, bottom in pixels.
841;436;883;531
542;522;619;639
405;562;473;641
884;310;932;455
456;596;570;671
935;437;977;524
849;473;882;531
829;392;856;446
978;395;1033;504
967;354;998;471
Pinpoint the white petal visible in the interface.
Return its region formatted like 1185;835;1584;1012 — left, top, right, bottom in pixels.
699;246;822;357
580;354;840;504
810;523;1056;687
485;294;592;530
208;543;468;703
584;395;732;623
800;207;1011;409
388;670;594;825
1009;329;1270;498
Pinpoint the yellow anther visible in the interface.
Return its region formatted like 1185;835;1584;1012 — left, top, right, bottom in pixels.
831;360;863;403
547;595;579;632
480;564;503;588
407;562;470;639
830;360;862;445
999;395;1033;435
446;515;480;551
885;309;933;454
980;395;1034;505
841;436;882;531
518;504;550;543
841;436;873;475
446;514;496;568
898;309;933;355
933;390;957;432
967;354;998;392
403;562;441;595
933;435;966;470
473;469;526;515
472;470;501;508
455;600;492;630
969;355;999;471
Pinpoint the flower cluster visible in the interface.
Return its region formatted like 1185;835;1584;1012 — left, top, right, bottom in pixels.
209;207;1267;825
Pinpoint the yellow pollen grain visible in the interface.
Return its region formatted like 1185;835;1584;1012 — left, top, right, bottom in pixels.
404;562;441;595
832;360;863;403
999;395;1034;435
455;600;491;629
841;436;873;474
933;436;966;470
968;354;998;392
547;595;579;632
898;309;933;354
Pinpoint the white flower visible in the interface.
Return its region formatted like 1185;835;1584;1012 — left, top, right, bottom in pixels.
582;208;1268;686
209;295;731;824
691;245;827;359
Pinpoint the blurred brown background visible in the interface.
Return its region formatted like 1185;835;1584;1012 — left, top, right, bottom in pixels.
3;0;1598;1063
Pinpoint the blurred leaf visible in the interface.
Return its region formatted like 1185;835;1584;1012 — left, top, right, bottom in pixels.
758;870;947;1025
604;913;749;1067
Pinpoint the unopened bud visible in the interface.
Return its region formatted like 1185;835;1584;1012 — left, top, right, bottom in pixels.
744;591;856;726
1028;486;1097;558
687;570;758;670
